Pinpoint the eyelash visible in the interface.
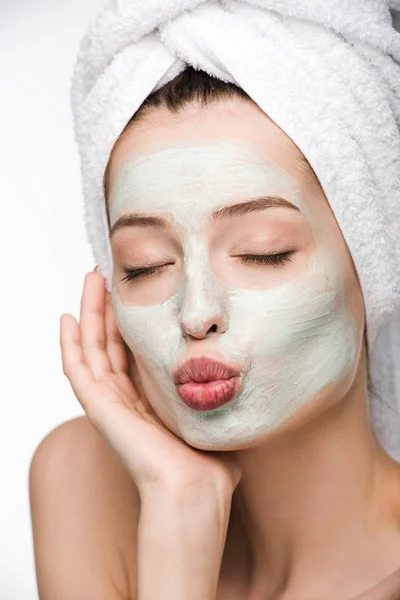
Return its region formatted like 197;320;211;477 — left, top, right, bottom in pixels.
121;252;295;283
238;252;294;267
121;263;171;283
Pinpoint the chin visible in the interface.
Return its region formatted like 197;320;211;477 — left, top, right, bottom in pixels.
159;368;359;453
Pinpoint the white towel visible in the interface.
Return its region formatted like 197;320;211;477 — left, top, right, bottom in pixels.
70;0;400;458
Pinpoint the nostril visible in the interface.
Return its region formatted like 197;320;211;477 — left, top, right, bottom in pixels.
207;323;218;335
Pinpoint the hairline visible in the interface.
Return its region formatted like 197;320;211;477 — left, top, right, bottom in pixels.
103;101;321;222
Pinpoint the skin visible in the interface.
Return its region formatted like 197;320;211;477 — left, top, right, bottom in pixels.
106;98;400;598
109;137;358;451
29;97;400;600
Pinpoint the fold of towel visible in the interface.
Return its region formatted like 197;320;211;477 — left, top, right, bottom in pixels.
70;0;400;458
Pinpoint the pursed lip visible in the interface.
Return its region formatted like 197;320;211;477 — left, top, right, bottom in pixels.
173;356;241;385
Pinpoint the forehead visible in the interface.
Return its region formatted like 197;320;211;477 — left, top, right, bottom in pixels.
108;139;306;228
107;99;309;196
108;101;316;226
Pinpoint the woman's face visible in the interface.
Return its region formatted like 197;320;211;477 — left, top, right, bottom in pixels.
106;99;365;450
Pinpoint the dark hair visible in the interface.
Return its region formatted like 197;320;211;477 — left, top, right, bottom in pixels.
103;65;318;203
131;65;251;120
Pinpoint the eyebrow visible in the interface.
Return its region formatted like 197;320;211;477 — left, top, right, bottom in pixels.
108;196;299;239
212;196;299;221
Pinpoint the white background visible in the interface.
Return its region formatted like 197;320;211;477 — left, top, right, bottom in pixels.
1;2;400;599
1;1;103;598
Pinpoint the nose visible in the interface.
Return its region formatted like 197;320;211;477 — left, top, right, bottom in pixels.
180;310;228;340
178;233;228;340
178;269;228;340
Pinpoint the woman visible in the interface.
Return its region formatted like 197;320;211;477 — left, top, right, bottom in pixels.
30;1;400;599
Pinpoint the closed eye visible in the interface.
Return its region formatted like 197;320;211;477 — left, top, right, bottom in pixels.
236;251;295;266
121;263;174;282
121;251;294;283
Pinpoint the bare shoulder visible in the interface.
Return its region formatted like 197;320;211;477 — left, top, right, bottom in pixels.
353;566;400;600
29;416;140;600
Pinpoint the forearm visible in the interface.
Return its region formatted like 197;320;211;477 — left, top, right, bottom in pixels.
137;485;232;600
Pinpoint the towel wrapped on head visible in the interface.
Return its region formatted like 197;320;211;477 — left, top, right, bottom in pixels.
70;0;400;458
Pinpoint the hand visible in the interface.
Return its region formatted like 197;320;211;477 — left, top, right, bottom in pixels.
60;270;242;501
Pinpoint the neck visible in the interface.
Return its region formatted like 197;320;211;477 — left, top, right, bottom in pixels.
228;350;400;599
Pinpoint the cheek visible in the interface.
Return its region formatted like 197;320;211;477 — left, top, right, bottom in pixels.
111;290;183;374
217;274;358;434
220;268;358;379
319;223;365;345
343;262;365;336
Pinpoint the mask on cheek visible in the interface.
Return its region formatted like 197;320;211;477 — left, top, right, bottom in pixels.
112;246;358;450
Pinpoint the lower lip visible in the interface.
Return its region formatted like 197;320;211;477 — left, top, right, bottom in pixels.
176;377;240;411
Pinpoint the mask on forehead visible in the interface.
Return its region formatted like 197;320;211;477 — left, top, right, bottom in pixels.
109;140;358;450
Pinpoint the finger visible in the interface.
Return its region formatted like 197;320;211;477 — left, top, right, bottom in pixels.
80;271;112;379
104;292;129;373
60;313;96;406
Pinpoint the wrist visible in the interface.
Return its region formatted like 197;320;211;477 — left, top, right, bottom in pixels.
141;486;232;548
137;491;231;599
139;473;234;506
